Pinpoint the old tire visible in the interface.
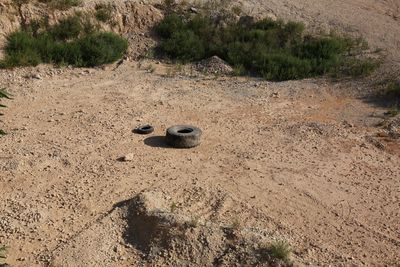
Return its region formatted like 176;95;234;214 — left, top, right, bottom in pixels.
134;125;154;134
166;125;202;148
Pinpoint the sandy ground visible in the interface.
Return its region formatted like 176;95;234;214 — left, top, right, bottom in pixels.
0;0;400;266
0;61;399;266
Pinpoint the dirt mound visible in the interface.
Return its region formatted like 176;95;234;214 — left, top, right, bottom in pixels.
196;56;234;75
126;191;293;266
48;190;295;267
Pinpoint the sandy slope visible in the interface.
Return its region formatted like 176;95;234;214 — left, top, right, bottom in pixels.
245;0;400;63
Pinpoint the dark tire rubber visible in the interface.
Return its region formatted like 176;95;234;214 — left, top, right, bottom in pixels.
134;125;154;134
166;125;202;148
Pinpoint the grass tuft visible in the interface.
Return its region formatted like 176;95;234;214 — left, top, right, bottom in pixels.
187;216;199;228
269;239;291;261
230;217;241;230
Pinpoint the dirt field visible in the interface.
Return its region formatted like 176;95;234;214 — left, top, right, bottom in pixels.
0;0;400;266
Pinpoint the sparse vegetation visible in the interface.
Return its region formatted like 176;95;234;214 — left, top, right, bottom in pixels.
144;64;156;73
164;0;176;9
187;216;199;228
386;81;400;115
231;5;243;16
0;89;12;136
95;3;113;23
38;0;82;10
385;106;399;117
230;217;241;230
376;79;400;115
269;240;291;261
386;80;400;99
155;13;379;81
12;0;30;29
0;15;128;68
0;246;6;258
170;202;177;212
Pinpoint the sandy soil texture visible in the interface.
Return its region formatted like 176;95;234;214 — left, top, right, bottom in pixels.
0;61;399;266
0;0;400;266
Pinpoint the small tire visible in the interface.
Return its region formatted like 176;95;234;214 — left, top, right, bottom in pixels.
166;125;202;148
134;125;154;135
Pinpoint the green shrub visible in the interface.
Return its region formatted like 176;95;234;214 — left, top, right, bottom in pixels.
155;13;185;39
160;30;205;61
0;16;127;68
331;58;381;78
3;31;42;67
155;14;379;81
77;32;128;67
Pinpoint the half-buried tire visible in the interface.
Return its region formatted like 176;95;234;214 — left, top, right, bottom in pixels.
134;125;154;134
166;125;202;148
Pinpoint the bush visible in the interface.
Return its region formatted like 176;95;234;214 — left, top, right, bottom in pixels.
0;16;128;68
155;14;379;81
77;32;128;67
3;31;42;66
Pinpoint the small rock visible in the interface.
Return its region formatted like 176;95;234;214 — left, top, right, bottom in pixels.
122;153;134;162
271;92;279;98
190;7;199;13
32;74;42;80
343;120;354;128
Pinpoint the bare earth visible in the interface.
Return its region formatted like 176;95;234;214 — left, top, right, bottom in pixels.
0;0;400;266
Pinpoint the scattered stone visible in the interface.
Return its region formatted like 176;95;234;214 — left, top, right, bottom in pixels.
32;74;42;80
365;136;385;150
189;7;199;13
121;153;134;162
271;92;280;98
196;56;233;75
386;116;400;139
343;120;354;128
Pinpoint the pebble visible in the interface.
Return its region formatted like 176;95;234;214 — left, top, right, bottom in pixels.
32;74;42;80
122;153;134;162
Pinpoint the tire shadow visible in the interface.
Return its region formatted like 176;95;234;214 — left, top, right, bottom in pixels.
144;136;172;148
